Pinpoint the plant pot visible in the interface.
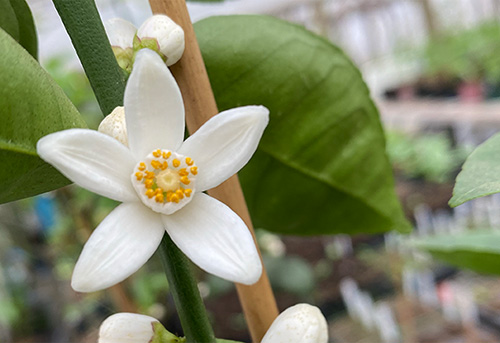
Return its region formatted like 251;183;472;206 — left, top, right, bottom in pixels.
457;81;484;102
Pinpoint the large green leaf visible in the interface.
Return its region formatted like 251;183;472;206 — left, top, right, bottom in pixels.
0;0;37;58
0;29;87;204
450;133;500;207
413;230;500;275
195;15;409;235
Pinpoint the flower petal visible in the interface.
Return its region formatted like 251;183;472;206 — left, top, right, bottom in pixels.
71;202;164;292
99;313;157;343
124;49;185;159
261;304;329;343
179;105;269;192
162;193;262;285
37;129;137;202
104;18;137;49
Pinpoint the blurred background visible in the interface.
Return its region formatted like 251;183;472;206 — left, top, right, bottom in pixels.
4;0;500;342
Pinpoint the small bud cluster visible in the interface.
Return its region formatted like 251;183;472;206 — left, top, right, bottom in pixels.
105;15;184;73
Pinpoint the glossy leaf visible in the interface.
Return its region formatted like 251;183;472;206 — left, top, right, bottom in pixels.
0;29;87;204
0;0;19;41
0;0;37;58
450;132;500;207
195;15;409;235
9;0;38;58
413;230;500;275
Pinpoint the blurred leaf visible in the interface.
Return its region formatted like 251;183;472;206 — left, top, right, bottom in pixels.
386;131;469;183
0;29;87;204
264;256;315;296
414;230;500;275
195;15;409;235
8;0;37;58
0;0;37;58
450;132;500;207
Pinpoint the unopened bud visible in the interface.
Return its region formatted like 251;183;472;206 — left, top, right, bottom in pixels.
98;106;128;146
136;15;184;66
261;304;328;343
98;313;179;343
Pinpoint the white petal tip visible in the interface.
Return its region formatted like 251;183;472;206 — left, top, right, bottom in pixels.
237;260;263;285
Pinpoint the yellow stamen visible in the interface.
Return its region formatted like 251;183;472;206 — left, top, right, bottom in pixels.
184;189;192;197
161;161;168;170
171;193;180;203
166;191;173;202
151;160;162;169
135;172;143;181
185;157;194;166
145;189;155;198
178;168;188;176
173;159;180;168
138;162;146;171
145;171;155;179
162;151;171;159
153;149;161;158
180;176;190;185
155;188;163;195
155;193;164;203
175;189;184;199
145;179;153;188
190;166;198;175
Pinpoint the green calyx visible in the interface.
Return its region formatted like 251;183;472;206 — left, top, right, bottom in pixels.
133;34;167;63
151;322;185;343
111;35;168;76
111;46;134;74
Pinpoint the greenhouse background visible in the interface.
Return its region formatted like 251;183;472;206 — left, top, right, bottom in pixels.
4;0;500;342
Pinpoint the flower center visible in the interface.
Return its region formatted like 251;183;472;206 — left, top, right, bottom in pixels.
131;149;198;215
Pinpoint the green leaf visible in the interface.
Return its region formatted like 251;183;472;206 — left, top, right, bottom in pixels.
0;0;19;41
0;28;87;204
450;132;500;207
413;230;500;275
0;0;37;58
9;0;38;58
195;15;409;235
264;256;315;296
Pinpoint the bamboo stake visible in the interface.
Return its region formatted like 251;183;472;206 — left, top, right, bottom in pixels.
148;1;279;341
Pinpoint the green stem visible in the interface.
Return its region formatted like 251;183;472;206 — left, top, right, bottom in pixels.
51;0;125;115
158;234;216;343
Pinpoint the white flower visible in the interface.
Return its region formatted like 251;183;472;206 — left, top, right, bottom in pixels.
98;304;328;343
105;15;184;66
261;304;328;343
37;49;267;292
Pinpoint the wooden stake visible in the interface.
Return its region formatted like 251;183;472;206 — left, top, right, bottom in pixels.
148;1;279;341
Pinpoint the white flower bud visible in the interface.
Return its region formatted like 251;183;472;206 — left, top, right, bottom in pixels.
98;106;128;146
261;304;328;343
98;313;157;343
137;15;184;66
105;18;137;50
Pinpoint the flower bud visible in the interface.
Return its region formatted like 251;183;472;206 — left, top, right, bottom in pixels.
261;304;328;343
98;106;128;146
99;313;179;343
98;313;157;343
136;15;184;66
104;18;137;73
